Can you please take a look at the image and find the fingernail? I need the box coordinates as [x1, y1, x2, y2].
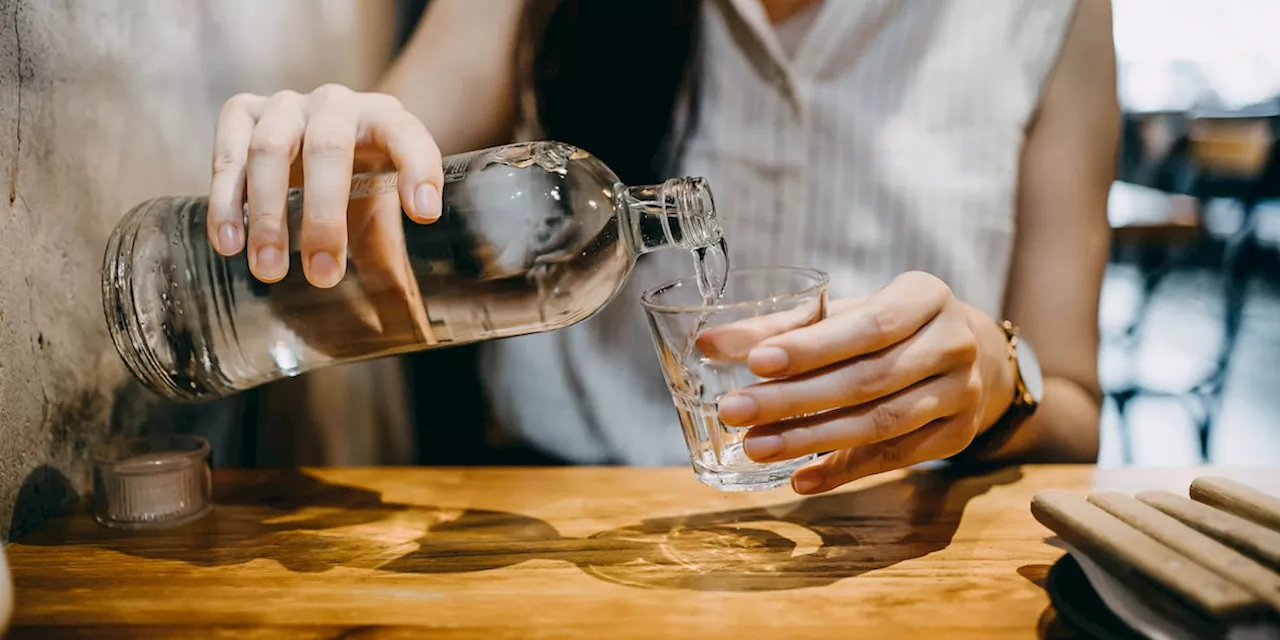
[253, 245, 285, 281]
[308, 251, 342, 288]
[749, 346, 789, 375]
[414, 183, 441, 221]
[218, 224, 242, 254]
[744, 434, 784, 461]
[793, 470, 824, 494]
[717, 394, 757, 424]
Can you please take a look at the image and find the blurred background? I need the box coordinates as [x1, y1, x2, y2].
[1103, 0, 1280, 466]
[0, 0, 1278, 540]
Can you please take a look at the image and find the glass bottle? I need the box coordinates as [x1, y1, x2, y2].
[103, 141, 722, 402]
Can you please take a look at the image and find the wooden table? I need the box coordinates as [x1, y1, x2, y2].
[5, 465, 1279, 638]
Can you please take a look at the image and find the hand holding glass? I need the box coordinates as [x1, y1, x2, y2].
[641, 266, 829, 491]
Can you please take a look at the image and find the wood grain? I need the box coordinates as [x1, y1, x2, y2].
[5, 465, 1279, 639]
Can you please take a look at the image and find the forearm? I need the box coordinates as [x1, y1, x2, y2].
[998, 377, 1101, 462]
[374, 0, 522, 155]
[960, 0, 1114, 466]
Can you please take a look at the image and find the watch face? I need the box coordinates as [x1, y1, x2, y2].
[1015, 335, 1045, 403]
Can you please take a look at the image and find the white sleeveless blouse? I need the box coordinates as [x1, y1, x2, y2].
[481, 0, 1080, 465]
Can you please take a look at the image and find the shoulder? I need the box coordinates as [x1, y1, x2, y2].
[1001, 0, 1089, 86]
[1034, 0, 1118, 127]
[893, 0, 1084, 88]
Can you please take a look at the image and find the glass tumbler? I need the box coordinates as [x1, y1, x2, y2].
[92, 434, 213, 530]
[641, 266, 829, 491]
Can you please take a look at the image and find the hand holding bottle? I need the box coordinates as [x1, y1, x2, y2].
[108, 95, 723, 401]
[207, 85, 444, 288]
[203, 86, 442, 358]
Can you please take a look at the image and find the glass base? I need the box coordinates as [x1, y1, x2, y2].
[94, 503, 213, 531]
[692, 455, 813, 492]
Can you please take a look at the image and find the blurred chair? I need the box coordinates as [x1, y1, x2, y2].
[1109, 99, 1280, 463]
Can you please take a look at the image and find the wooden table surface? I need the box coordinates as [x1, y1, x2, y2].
[5, 464, 1279, 639]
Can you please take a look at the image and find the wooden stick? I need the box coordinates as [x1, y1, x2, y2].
[1031, 490, 1261, 621]
[1139, 490, 1280, 571]
[1191, 477, 1280, 533]
[1090, 492, 1280, 613]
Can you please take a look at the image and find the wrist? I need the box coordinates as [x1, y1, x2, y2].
[967, 306, 1017, 434]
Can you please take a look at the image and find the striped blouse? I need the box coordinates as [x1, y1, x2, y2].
[480, 0, 1081, 465]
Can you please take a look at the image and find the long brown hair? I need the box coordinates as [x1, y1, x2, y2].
[516, 0, 705, 185]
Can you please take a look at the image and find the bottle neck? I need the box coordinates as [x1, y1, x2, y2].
[618, 177, 721, 256]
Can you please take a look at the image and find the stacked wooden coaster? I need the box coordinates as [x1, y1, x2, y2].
[1032, 476, 1280, 638]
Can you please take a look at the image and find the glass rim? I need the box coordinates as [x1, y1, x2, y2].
[92, 434, 211, 471]
[640, 265, 829, 314]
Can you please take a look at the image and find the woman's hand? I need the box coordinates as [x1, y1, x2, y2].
[716, 271, 1016, 494]
[208, 85, 444, 288]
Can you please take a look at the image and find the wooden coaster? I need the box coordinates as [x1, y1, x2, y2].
[1031, 476, 1280, 631]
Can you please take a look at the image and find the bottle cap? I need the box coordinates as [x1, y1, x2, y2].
[92, 434, 213, 530]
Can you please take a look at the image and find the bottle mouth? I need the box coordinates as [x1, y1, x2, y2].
[662, 177, 721, 250]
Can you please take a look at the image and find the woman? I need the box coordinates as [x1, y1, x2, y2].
[207, 0, 1118, 492]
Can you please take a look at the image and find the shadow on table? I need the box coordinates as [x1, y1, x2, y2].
[7, 465, 80, 543]
[389, 465, 1023, 591]
[11, 469, 539, 574]
[14, 466, 1021, 592]
[1019, 564, 1069, 639]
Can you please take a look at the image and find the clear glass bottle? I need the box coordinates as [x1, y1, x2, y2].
[103, 141, 722, 402]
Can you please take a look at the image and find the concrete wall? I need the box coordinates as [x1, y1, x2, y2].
[0, 0, 401, 542]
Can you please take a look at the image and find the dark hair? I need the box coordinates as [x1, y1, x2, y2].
[516, 0, 704, 186]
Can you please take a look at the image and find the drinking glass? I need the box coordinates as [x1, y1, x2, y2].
[92, 434, 213, 530]
[641, 266, 829, 491]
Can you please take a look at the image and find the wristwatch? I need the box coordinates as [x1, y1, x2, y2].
[950, 320, 1044, 464]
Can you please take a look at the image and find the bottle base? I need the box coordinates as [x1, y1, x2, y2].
[101, 197, 224, 402]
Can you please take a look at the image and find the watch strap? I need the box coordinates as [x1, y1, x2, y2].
[948, 320, 1038, 466]
[949, 397, 1034, 466]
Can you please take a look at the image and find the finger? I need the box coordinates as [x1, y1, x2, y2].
[741, 374, 970, 463]
[347, 191, 435, 345]
[208, 93, 265, 256]
[693, 297, 830, 362]
[746, 272, 953, 377]
[790, 415, 979, 494]
[719, 306, 976, 426]
[360, 94, 443, 223]
[300, 85, 359, 288]
[246, 90, 306, 283]
[266, 196, 423, 360]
